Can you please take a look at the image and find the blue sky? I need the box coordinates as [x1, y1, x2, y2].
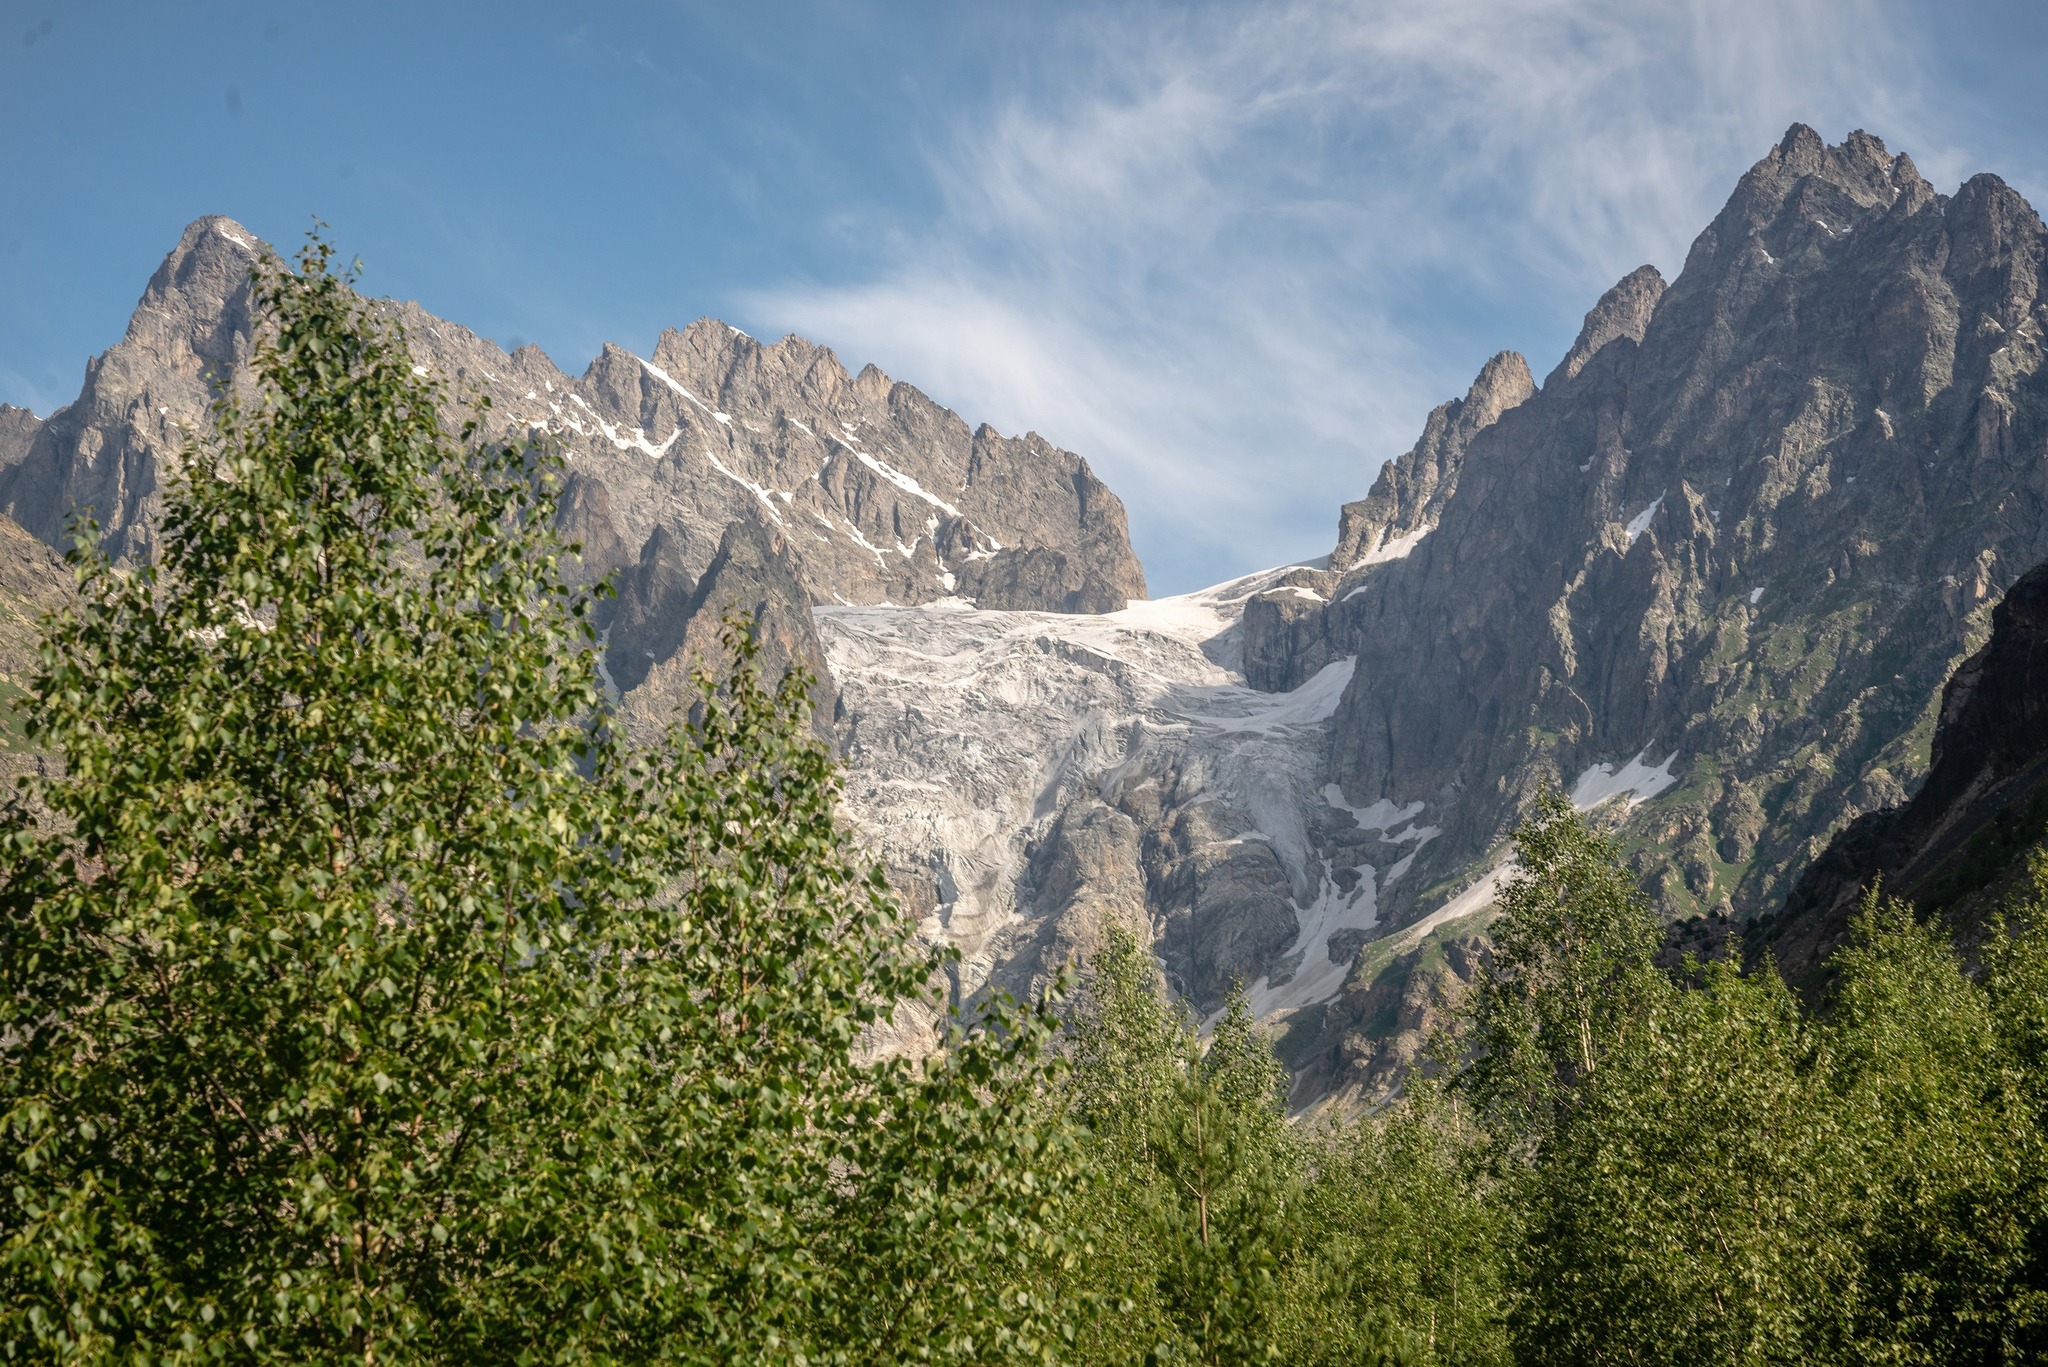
[5, 1, 2047, 593]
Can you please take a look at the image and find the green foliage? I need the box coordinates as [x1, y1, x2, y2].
[1278, 1085, 1507, 1366]
[1061, 925, 1299, 1365]
[1458, 800, 2048, 1365]
[0, 237, 1074, 1364]
[1060, 927, 1507, 1364]
[1819, 887, 2048, 1361]
[1465, 790, 1662, 1141]
[1506, 957, 1841, 1364]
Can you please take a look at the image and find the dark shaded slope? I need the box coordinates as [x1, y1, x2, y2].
[1767, 557, 2048, 984]
[615, 516, 838, 744]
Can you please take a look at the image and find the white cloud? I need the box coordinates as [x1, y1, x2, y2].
[746, 0, 1956, 593]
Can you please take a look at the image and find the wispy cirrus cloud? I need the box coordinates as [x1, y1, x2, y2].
[747, 0, 1956, 592]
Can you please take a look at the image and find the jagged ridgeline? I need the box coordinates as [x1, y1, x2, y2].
[0, 215, 1145, 694]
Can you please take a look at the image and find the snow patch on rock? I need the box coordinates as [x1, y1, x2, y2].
[1624, 494, 1665, 547]
[1570, 749, 1680, 810]
[1360, 523, 1431, 567]
[822, 566, 1386, 1020]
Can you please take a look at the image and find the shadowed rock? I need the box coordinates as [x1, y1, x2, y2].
[605, 524, 699, 694]
[1328, 349, 1536, 573]
[553, 471, 634, 587]
[617, 516, 838, 743]
[1768, 557, 2048, 986]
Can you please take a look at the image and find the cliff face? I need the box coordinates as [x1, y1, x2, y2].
[0, 217, 1147, 623]
[0, 218, 1151, 803]
[1248, 127, 2048, 939]
[0, 513, 72, 757]
[1, 220, 262, 564]
[615, 516, 840, 745]
[0, 407, 41, 475]
[1767, 556, 2048, 984]
[1328, 349, 1538, 576]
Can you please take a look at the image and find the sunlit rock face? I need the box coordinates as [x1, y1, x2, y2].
[817, 569, 1439, 1064]
[1250, 125, 2048, 934]
[0, 214, 1163, 1059]
[0, 216, 1146, 619]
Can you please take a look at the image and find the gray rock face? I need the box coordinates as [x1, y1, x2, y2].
[553, 471, 635, 586]
[1328, 349, 1537, 574]
[1256, 125, 2048, 951]
[0, 214, 1152, 845]
[611, 515, 839, 744]
[1543, 264, 1667, 388]
[0, 216, 1147, 625]
[0, 406, 41, 474]
[954, 545, 1129, 614]
[1, 217, 261, 561]
[1237, 569, 1345, 693]
[1767, 555, 2048, 986]
[606, 524, 701, 695]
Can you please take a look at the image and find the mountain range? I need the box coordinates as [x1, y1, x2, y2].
[3, 123, 2043, 1105]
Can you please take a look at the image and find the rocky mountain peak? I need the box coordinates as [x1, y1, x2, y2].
[1946, 172, 2046, 285]
[1466, 349, 1540, 417]
[1765, 123, 1896, 200]
[1324, 348, 1532, 573]
[1774, 121, 1828, 172]
[0, 406, 41, 474]
[3, 216, 1146, 618]
[0, 215, 273, 561]
[124, 216, 263, 377]
[853, 362, 894, 406]
[1672, 125, 1916, 297]
[1545, 264, 1665, 388]
[1237, 124, 2048, 988]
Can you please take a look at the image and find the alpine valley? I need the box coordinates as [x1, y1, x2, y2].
[6, 124, 2046, 1106]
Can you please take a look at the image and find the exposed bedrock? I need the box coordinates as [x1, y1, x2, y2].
[17, 126, 2048, 1107]
[617, 516, 840, 742]
[0, 214, 1147, 627]
[1245, 125, 2048, 936]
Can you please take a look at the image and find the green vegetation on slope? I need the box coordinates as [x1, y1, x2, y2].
[1056, 797, 2048, 1364]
